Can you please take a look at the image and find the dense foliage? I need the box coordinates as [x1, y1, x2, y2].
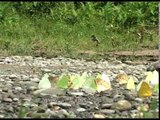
[0, 2, 158, 27]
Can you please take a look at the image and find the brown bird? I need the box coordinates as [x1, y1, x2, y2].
[91, 35, 100, 46]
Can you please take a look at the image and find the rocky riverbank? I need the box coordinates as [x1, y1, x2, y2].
[0, 56, 159, 118]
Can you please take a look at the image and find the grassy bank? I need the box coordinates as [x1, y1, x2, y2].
[0, 2, 158, 58]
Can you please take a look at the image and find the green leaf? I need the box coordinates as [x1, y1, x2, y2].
[38, 73, 51, 89]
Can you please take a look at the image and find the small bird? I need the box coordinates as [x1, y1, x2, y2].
[91, 35, 100, 46]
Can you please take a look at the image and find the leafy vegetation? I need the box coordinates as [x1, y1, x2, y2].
[0, 2, 158, 57]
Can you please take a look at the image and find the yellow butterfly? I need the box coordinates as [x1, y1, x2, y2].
[126, 76, 135, 90]
[116, 73, 129, 84]
[95, 73, 112, 92]
[95, 78, 112, 92]
[138, 81, 152, 97]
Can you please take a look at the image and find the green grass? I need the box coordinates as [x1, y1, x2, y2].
[0, 16, 158, 58]
[0, 2, 158, 59]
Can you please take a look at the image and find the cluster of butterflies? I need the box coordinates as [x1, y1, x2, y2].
[115, 70, 158, 97]
[38, 70, 158, 98]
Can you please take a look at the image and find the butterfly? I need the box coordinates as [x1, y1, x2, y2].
[138, 81, 152, 97]
[95, 73, 112, 92]
[126, 76, 135, 90]
[38, 73, 51, 89]
[116, 73, 129, 84]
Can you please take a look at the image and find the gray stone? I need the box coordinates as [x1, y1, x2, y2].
[100, 109, 115, 114]
[24, 56, 33, 61]
[135, 98, 143, 103]
[113, 94, 125, 102]
[9, 74, 18, 79]
[21, 75, 30, 81]
[77, 108, 86, 112]
[30, 77, 39, 82]
[69, 92, 84, 96]
[0, 115, 4, 118]
[15, 86, 22, 91]
[41, 68, 52, 73]
[13, 98, 19, 102]
[112, 100, 132, 111]
[124, 92, 136, 101]
[58, 103, 72, 108]
[101, 103, 112, 109]
[3, 98, 13, 102]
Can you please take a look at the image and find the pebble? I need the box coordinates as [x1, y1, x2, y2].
[13, 98, 19, 102]
[24, 56, 33, 61]
[6, 107, 14, 112]
[27, 86, 38, 91]
[0, 56, 158, 118]
[69, 92, 84, 96]
[30, 78, 40, 82]
[45, 109, 56, 115]
[0, 115, 4, 118]
[77, 108, 86, 112]
[113, 94, 125, 102]
[99, 109, 115, 114]
[101, 103, 112, 109]
[79, 103, 90, 109]
[50, 109, 68, 118]
[58, 103, 72, 109]
[3, 98, 13, 102]
[4, 57, 14, 63]
[124, 94, 135, 101]
[15, 86, 22, 91]
[9, 74, 18, 79]
[41, 68, 52, 73]
[112, 100, 132, 111]
[135, 98, 143, 103]
[49, 102, 72, 109]
[21, 75, 30, 81]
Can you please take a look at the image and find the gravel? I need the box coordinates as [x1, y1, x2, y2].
[0, 56, 159, 118]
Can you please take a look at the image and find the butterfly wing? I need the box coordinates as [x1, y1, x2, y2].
[138, 81, 152, 97]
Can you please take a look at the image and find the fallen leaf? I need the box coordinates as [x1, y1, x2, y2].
[138, 81, 152, 97]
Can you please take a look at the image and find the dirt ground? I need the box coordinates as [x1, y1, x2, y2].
[79, 49, 158, 57]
